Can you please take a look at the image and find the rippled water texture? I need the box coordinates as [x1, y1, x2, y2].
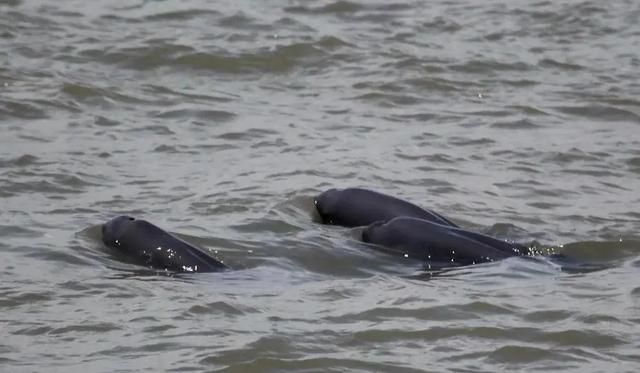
[1, 0, 640, 371]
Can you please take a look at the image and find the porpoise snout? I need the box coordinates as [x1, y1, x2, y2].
[314, 188, 339, 223]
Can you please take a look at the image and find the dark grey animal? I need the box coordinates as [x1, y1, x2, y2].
[314, 188, 457, 227]
[102, 215, 228, 272]
[361, 217, 529, 267]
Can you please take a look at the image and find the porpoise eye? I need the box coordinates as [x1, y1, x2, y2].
[128, 217, 135, 221]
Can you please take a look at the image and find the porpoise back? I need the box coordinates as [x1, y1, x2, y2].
[314, 188, 457, 228]
[362, 217, 523, 267]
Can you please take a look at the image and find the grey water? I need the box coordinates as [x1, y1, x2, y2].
[1, 0, 640, 371]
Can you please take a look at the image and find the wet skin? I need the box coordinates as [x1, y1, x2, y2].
[102, 215, 228, 272]
[314, 188, 458, 228]
[361, 217, 528, 267]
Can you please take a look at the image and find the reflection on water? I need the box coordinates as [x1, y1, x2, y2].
[1, 0, 639, 371]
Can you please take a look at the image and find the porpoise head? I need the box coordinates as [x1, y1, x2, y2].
[314, 188, 340, 224]
[102, 215, 136, 247]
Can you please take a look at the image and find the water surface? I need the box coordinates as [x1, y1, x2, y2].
[1, 0, 639, 371]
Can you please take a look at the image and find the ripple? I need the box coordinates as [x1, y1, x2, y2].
[527, 201, 569, 210]
[218, 128, 278, 141]
[509, 105, 551, 116]
[552, 105, 640, 122]
[126, 124, 174, 135]
[48, 322, 121, 335]
[218, 13, 275, 31]
[490, 119, 541, 129]
[449, 60, 532, 74]
[538, 58, 585, 71]
[142, 85, 235, 103]
[211, 350, 430, 373]
[421, 16, 462, 33]
[153, 144, 196, 154]
[561, 168, 624, 177]
[24, 246, 95, 267]
[404, 77, 462, 92]
[0, 291, 52, 309]
[351, 326, 525, 344]
[1, 179, 80, 195]
[61, 83, 108, 99]
[448, 137, 496, 146]
[83, 37, 346, 74]
[11, 325, 54, 336]
[143, 9, 221, 22]
[285, 1, 364, 15]
[0, 154, 40, 168]
[522, 309, 572, 322]
[176, 47, 319, 73]
[0, 99, 48, 119]
[1, 1, 639, 372]
[94, 116, 120, 127]
[0, 225, 44, 238]
[151, 108, 236, 122]
[486, 345, 579, 364]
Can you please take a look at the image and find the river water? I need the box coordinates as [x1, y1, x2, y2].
[1, 0, 639, 371]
